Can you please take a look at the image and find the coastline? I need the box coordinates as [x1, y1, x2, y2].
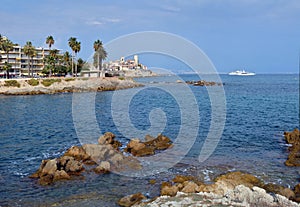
[0, 77, 143, 95]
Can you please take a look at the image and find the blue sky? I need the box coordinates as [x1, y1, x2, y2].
[1, 0, 300, 73]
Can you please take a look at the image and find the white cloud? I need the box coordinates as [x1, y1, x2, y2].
[87, 20, 104, 26]
[86, 17, 122, 26]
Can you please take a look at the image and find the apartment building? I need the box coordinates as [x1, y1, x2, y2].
[0, 45, 52, 77]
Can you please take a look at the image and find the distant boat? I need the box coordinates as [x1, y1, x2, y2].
[228, 70, 255, 76]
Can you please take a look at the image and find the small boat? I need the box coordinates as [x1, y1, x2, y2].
[228, 70, 255, 76]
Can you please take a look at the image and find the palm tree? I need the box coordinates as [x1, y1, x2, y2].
[46, 36, 55, 50]
[93, 39, 107, 77]
[63, 51, 71, 73]
[1, 37, 14, 79]
[48, 49, 59, 76]
[73, 41, 81, 77]
[23, 41, 36, 78]
[68, 37, 76, 76]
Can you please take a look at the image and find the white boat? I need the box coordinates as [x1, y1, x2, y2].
[228, 70, 255, 76]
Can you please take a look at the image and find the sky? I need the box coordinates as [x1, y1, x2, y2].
[1, 0, 300, 74]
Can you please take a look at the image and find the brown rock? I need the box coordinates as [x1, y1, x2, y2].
[161, 185, 179, 197]
[29, 159, 49, 178]
[214, 171, 263, 189]
[38, 174, 54, 185]
[176, 183, 184, 191]
[64, 146, 90, 161]
[186, 80, 221, 87]
[41, 159, 57, 176]
[263, 183, 295, 199]
[118, 192, 146, 207]
[94, 161, 111, 174]
[98, 132, 115, 145]
[149, 179, 156, 185]
[53, 170, 70, 181]
[161, 181, 172, 188]
[294, 183, 300, 202]
[65, 158, 84, 173]
[172, 175, 195, 183]
[145, 134, 155, 142]
[280, 188, 296, 200]
[113, 156, 142, 172]
[181, 181, 198, 193]
[58, 156, 75, 169]
[125, 139, 144, 151]
[83, 144, 112, 162]
[284, 129, 300, 167]
[124, 134, 172, 157]
[110, 153, 124, 166]
[284, 129, 300, 144]
[111, 140, 122, 150]
[132, 147, 155, 157]
[195, 184, 206, 192]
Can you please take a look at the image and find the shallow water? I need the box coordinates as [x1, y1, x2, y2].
[0, 74, 299, 206]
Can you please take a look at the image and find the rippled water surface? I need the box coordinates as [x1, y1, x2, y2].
[0, 74, 299, 206]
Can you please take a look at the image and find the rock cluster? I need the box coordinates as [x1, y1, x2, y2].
[119, 172, 300, 207]
[30, 132, 172, 185]
[29, 156, 83, 185]
[124, 134, 173, 157]
[284, 128, 300, 166]
[185, 80, 223, 86]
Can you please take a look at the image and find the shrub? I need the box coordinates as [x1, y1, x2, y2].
[65, 78, 75, 82]
[118, 77, 125, 80]
[27, 79, 39, 86]
[41, 79, 61, 87]
[4, 80, 20, 88]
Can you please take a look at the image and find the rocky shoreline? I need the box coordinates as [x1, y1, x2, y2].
[123, 171, 299, 207]
[0, 77, 143, 95]
[29, 130, 300, 207]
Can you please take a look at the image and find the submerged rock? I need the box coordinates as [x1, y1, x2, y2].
[118, 192, 146, 207]
[185, 80, 223, 86]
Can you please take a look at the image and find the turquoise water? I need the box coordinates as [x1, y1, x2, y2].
[0, 74, 299, 206]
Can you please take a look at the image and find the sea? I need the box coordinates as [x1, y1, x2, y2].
[0, 74, 299, 206]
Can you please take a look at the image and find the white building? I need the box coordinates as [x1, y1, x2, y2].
[0, 45, 53, 77]
[105, 55, 147, 71]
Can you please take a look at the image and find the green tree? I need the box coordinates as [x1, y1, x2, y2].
[46, 35, 55, 50]
[62, 51, 71, 73]
[73, 41, 81, 77]
[1, 37, 14, 79]
[77, 58, 88, 73]
[93, 39, 107, 77]
[23, 41, 36, 78]
[48, 49, 59, 76]
[45, 36, 56, 76]
[68, 37, 77, 76]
